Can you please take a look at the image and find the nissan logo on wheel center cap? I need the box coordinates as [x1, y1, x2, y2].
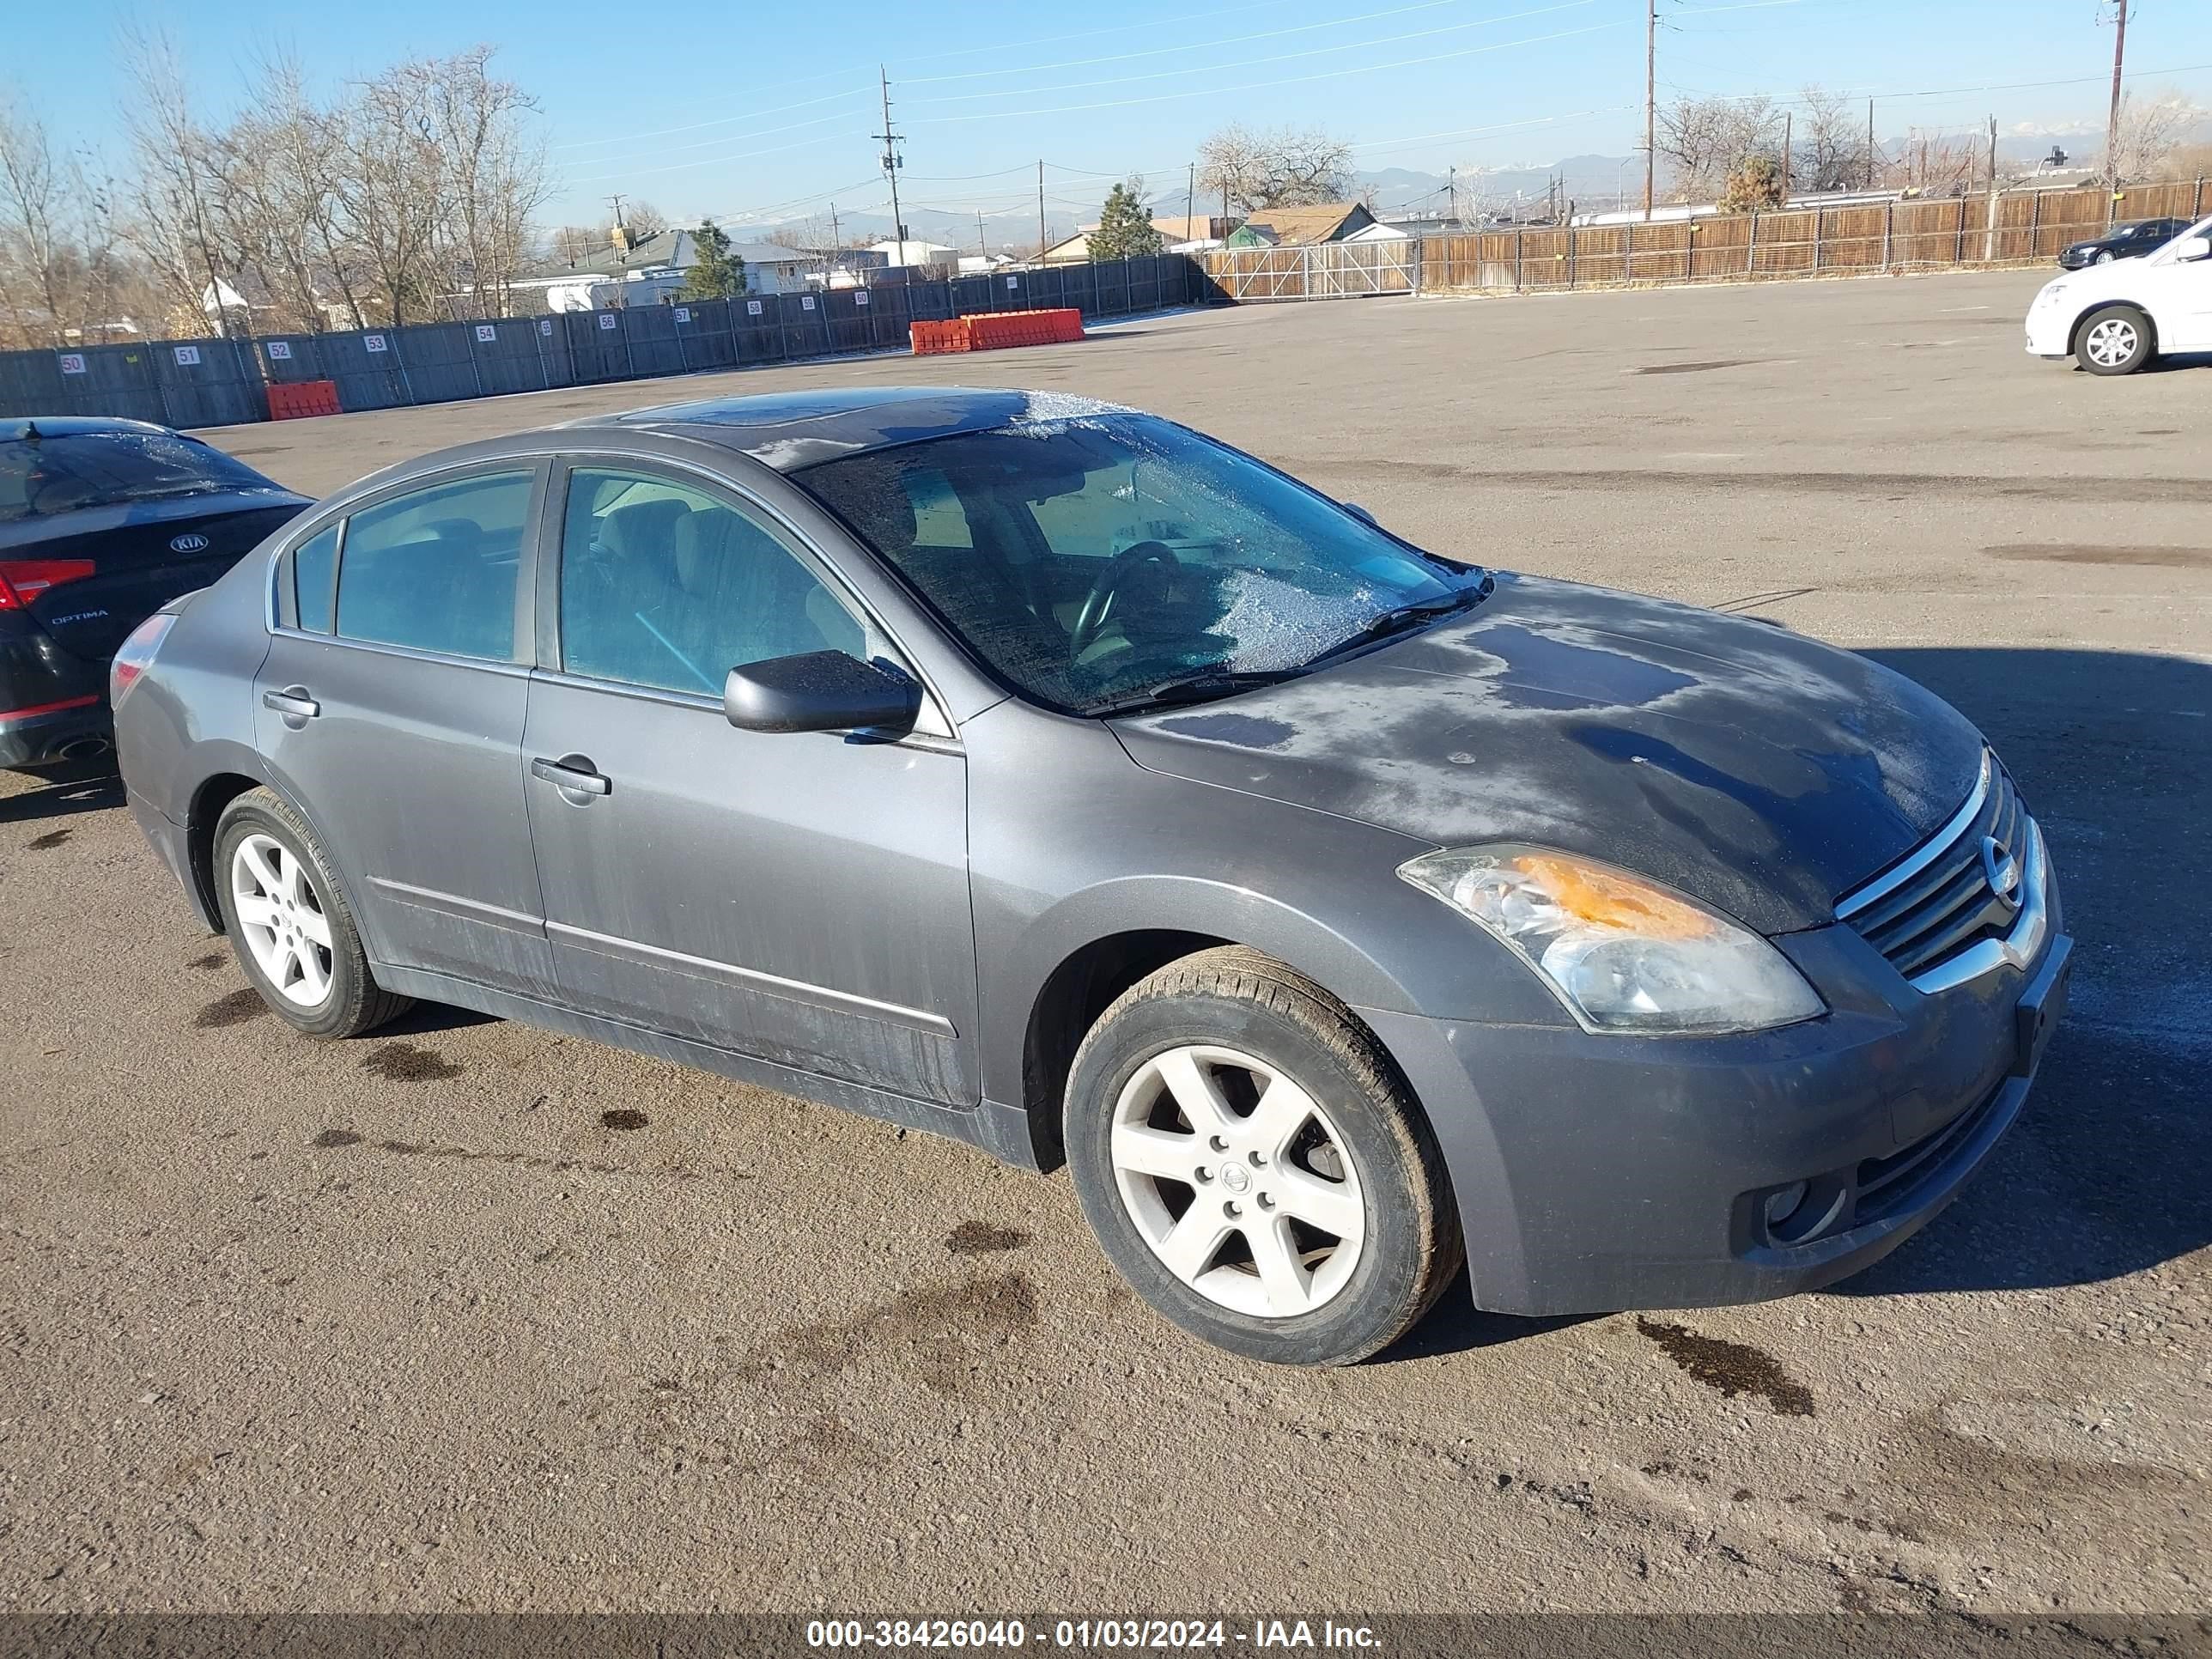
[169, 532, 210, 553]
[1219, 1163, 1251, 1194]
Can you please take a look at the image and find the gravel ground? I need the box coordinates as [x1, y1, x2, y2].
[3, 270, 2208, 1620]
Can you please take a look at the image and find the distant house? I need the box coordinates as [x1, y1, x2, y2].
[511, 227, 815, 311]
[1041, 215, 1237, 263]
[867, 239, 961, 271]
[1222, 202, 1377, 249]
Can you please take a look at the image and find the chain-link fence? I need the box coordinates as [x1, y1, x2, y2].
[1201, 178, 2211, 300]
[0, 255, 1208, 430]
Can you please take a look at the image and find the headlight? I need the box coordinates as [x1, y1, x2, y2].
[2038, 281, 2069, 305]
[1397, 845, 1826, 1036]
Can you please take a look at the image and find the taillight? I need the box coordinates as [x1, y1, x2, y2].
[110, 611, 177, 706]
[0, 558, 96, 611]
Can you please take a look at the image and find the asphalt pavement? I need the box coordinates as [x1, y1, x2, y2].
[3, 269, 2208, 1619]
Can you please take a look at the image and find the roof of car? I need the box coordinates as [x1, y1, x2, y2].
[568, 386, 1134, 472]
[1, 416, 176, 441]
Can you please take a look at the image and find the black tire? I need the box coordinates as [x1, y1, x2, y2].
[1065, 946, 1462, 1366]
[211, 787, 410, 1039]
[2075, 303, 2156, 375]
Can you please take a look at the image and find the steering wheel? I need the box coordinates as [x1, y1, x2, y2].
[1070, 540, 1182, 659]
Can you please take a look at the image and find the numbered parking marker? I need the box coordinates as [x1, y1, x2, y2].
[173, 344, 201, 366]
[265, 341, 293, 361]
[58, 353, 86, 374]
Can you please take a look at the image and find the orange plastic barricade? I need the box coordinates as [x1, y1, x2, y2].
[266, 379, 341, 420]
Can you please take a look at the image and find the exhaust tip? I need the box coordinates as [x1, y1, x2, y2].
[56, 738, 112, 762]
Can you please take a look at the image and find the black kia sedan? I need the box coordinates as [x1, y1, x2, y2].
[2056, 216, 2194, 269]
[1, 417, 308, 769]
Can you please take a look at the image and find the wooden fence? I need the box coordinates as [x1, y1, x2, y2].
[1201, 178, 2210, 300]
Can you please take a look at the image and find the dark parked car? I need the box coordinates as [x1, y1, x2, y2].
[2057, 217, 2193, 269]
[114, 389, 2071, 1365]
[2, 417, 308, 768]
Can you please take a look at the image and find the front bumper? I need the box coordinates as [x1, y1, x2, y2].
[1362, 915, 2072, 1317]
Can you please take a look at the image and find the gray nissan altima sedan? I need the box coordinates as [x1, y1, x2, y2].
[113, 387, 2071, 1365]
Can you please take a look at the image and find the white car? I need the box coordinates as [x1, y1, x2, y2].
[2025, 213, 2212, 374]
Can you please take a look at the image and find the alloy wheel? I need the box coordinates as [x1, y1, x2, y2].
[230, 832, 335, 1007]
[2083, 317, 2138, 368]
[1109, 1043, 1366, 1318]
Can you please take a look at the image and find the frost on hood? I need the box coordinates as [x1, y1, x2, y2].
[1205, 568, 1380, 672]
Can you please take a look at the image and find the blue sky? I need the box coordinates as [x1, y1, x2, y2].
[13, 0, 2212, 229]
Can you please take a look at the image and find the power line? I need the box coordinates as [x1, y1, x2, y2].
[560, 106, 866, 169]
[564, 132, 856, 187]
[906, 0, 1500, 85]
[913, 0, 1597, 106]
[553, 88, 865, 152]
[915, 21, 1625, 123]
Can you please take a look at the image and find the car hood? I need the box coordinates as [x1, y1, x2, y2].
[1109, 572, 1985, 935]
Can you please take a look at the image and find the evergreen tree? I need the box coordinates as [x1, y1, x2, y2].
[1091, 181, 1165, 259]
[683, 219, 748, 300]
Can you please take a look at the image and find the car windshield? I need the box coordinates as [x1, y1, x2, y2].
[793, 412, 1484, 714]
[0, 431, 283, 525]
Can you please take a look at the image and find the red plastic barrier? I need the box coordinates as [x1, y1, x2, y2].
[909, 319, 973, 356]
[267, 380, 341, 420]
[943, 307, 1085, 354]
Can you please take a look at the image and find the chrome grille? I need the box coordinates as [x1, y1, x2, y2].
[1834, 752, 2050, 993]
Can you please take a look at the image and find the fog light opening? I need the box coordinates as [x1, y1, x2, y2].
[1764, 1181, 1810, 1230]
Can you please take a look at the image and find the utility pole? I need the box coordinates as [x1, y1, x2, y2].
[829, 204, 842, 282]
[1987, 114, 1999, 193]
[977, 210, 988, 263]
[1780, 110, 1793, 201]
[1186, 161, 1196, 241]
[1448, 165, 1456, 225]
[1867, 99, 1877, 189]
[1644, 0, 1657, 221]
[874, 67, 907, 252]
[1036, 161, 1047, 262]
[606, 193, 627, 234]
[2104, 1, 2130, 189]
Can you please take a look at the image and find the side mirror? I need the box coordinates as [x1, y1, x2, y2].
[1340, 501, 1381, 527]
[2173, 235, 2211, 263]
[724, 650, 921, 735]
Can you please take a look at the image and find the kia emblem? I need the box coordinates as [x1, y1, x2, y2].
[169, 532, 211, 553]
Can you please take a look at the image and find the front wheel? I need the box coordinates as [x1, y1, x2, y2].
[1065, 947, 1462, 1366]
[2076, 304, 2155, 375]
[2094, 250, 2115, 264]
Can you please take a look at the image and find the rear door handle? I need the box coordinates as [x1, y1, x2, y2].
[531, 755, 611, 796]
[262, 688, 320, 720]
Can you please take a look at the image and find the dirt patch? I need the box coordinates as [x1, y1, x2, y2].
[193, 989, 269, 1030]
[359, 1042, 463, 1082]
[945, 1221, 1032, 1256]
[600, 1109, 649, 1132]
[1638, 1316, 1815, 1416]
[186, 951, 228, 971]
[312, 1128, 363, 1148]
[25, 829, 71, 850]
[754, 1272, 1039, 1396]
[1984, 543, 2209, 568]
[1632, 359, 1759, 375]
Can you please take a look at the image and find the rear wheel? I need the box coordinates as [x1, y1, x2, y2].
[1065, 947, 1462, 1366]
[2075, 304, 2155, 375]
[212, 787, 410, 1038]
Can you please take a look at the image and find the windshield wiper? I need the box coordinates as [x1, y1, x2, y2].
[1308, 580, 1492, 666]
[1089, 668, 1306, 718]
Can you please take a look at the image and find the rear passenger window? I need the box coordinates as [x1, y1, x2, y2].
[558, 466, 866, 696]
[334, 471, 532, 661]
[292, 525, 338, 633]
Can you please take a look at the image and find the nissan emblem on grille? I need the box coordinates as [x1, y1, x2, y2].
[1980, 834, 2023, 917]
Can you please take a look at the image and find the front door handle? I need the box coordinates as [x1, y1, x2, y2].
[531, 755, 611, 796]
[262, 687, 320, 720]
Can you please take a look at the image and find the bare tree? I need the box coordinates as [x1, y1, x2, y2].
[1657, 95, 1784, 203]
[1795, 85, 1871, 193]
[0, 83, 73, 346]
[2106, 90, 2206, 184]
[622, 199, 670, 240]
[1197, 125, 1352, 214]
[423, 47, 552, 317]
[549, 224, 605, 264]
[118, 26, 235, 336]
